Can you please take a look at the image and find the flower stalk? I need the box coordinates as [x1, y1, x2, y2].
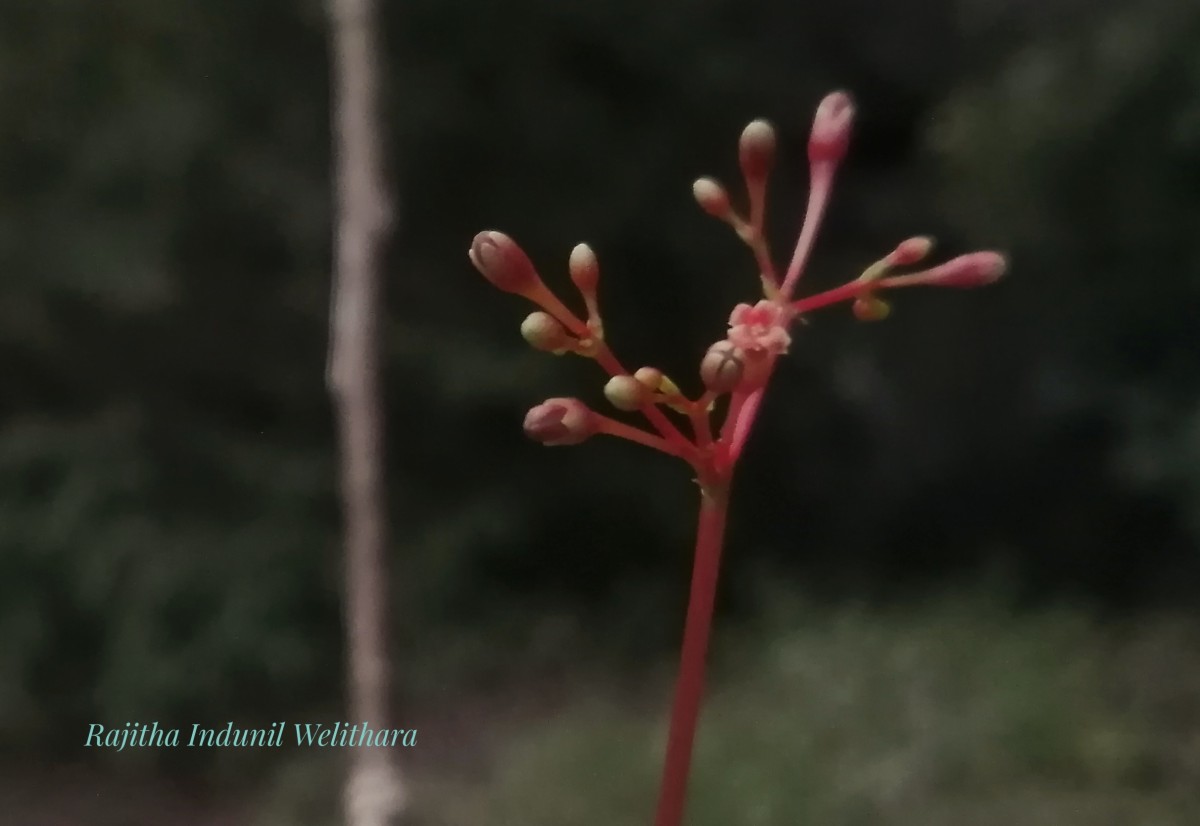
[654, 488, 729, 826]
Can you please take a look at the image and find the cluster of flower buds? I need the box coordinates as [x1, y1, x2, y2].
[470, 231, 606, 358]
[469, 90, 1006, 481]
[468, 231, 698, 458]
[691, 117, 781, 298]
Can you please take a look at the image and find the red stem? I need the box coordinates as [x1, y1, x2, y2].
[789, 278, 864, 314]
[779, 163, 835, 299]
[653, 487, 730, 826]
[651, 155, 854, 826]
[718, 391, 749, 445]
[594, 414, 691, 459]
[728, 387, 765, 459]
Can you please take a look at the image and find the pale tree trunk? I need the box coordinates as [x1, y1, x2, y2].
[326, 0, 403, 824]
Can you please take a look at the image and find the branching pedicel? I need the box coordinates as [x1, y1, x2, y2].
[469, 91, 1006, 826]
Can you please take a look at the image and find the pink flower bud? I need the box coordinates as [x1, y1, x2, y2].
[881, 251, 1008, 290]
[926, 252, 1008, 287]
[808, 91, 855, 166]
[569, 243, 600, 295]
[886, 236, 934, 267]
[738, 119, 777, 183]
[692, 177, 733, 220]
[468, 230, 544, 295]
[603, 375, 650, 411]
[523, 398, 596, 446]
[520, 311, 571, 352]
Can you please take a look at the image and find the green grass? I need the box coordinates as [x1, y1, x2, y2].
[409, 598, 1200, 826]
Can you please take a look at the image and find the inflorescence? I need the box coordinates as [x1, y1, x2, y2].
[468, 91, 1006, 495]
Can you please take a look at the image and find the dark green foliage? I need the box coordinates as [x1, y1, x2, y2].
[929, 0, 1200, 599]
[0, 0, 1197, 766]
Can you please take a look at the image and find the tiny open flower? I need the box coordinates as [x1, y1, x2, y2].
[727, 300, 792, 355]
[520, 311, 571, 352]
[604, 375, 651, 411]
[738, 119, 777, 183]
[523, 397, 596, 446]
[809, 91, 855, 166]
[569, 243, 600, 295]
[881, 251, 1008, 290]
[886, 236, 935, 267]
[469, 230, 544, 295]
[692, 177, 733, 220]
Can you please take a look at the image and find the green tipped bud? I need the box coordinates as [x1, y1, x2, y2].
[657, 373, 684, 398]
[852, 296, 891, 322]
[520, 311, 571, 352]
[604, 375, 651, 411]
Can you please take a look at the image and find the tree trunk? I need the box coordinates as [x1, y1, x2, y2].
[326, 0, 402, 823]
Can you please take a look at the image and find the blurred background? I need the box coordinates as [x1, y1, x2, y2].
[3, 0, 1200, 823]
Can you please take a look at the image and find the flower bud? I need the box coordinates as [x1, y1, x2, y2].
[738, 119, 777, 183]
[469, 230, 543, 295]
[887, 236, 934, 267]
[809, 91, 855, 166]
[569, 243, 600, 295]
[852, 296, 891, 322]
[924, 252, 1007, 288]
[881, 251, 1008, 290]
[692, 177, 733, 220]
[603, 375, 651, 411]
[633, 366, 664, 391]
[523, 398, 596, 446]
[700, 342, 746, 394]
[520, 311, 571, 352]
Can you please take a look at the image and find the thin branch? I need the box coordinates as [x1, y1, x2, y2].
[327, 0, 403, 823]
